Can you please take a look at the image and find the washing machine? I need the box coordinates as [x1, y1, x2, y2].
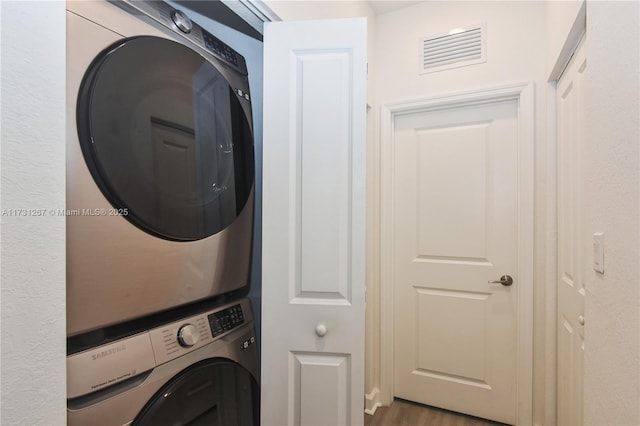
[66, 0, 255, 337]
[67, 298, 259, 425]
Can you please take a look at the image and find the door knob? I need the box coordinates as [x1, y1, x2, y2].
[488, 275, 513, 286]
[315, 324, 328, 337]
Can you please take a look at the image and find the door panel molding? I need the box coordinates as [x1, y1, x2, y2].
[379, 82, 534, 425]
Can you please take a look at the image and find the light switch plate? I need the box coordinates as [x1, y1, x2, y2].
[593, 232, 604, 273]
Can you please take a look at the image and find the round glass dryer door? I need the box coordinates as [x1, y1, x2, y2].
[77, 36, 254, 241]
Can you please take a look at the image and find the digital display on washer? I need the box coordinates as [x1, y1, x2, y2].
[208, 304, 244, 337]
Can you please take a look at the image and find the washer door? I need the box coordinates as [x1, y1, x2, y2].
[133, 358, 259, 426]
[77, 36, 254, 241]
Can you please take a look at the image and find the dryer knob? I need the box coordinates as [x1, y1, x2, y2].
[171, 9, 193, 34]
[177, 324, 199, 347]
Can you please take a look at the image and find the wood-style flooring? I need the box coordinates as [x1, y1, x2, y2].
[365, 399, 509, 426]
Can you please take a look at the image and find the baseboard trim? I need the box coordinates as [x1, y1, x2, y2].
[364, 387, 382, 415]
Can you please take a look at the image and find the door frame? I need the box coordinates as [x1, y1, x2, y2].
[379, 82, 535, 425]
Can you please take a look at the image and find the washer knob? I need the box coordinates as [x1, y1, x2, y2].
[177, 324, 199, 347]
[171, 9, 193, 34]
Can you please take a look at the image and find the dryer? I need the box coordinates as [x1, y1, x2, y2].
[66, 1, 255, 337]
[67, 298, 259, 425]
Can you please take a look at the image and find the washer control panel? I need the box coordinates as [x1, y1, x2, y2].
[154, 315, 209, 361]
[66, 299, 254, 400]
[148, 299, 251, 365]
[208, 304, 245, 337]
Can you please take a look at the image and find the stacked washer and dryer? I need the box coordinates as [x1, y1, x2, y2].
[66, 1, 258, 424]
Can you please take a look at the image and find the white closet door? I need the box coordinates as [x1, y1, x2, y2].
[261, 17, 367, 426]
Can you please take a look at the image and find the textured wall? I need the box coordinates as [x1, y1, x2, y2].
[583, 2, 640, 424]
[0, 1, 67, 424]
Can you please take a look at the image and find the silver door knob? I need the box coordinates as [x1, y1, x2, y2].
[315, 324, 328, 337]
[488, 275, 513, 286]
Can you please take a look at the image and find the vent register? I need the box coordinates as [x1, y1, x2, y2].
[420, 24, 486, 74]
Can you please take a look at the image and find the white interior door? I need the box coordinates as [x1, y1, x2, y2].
[261, 18, 367, 426]
[393, 99, 519, 425]
[557, 37, 586, 426]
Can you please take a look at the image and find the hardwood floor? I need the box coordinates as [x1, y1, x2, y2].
[364, 399, 509, 426]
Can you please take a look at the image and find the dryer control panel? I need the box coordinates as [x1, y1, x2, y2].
[117, 0, 247, 74]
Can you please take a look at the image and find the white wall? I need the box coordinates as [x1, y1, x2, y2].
[263, 0, 371, 21]
[373, 2, 552, 424]
[583, 2, 640, 424]
[0, 1, 67, 424]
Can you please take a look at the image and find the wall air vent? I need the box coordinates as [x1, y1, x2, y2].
[419, 24, 486, 74]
